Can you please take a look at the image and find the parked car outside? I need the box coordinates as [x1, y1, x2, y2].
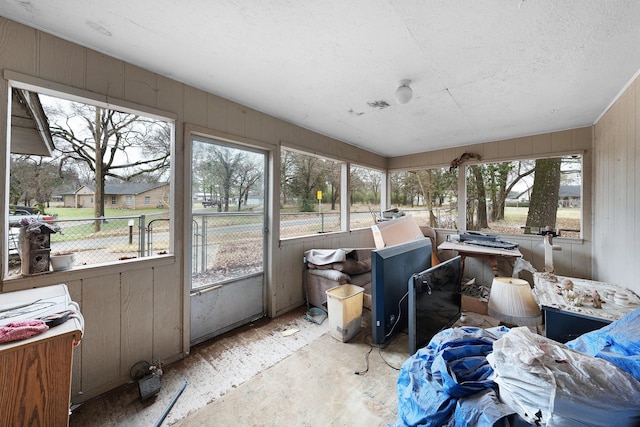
[9, 205, 40, 214]
[202, 199, 220, 208]
[8, 209, 54, 227]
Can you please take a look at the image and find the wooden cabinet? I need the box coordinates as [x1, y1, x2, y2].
[0, 285, 83, 426]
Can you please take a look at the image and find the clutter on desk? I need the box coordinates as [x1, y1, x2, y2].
[457, 231, 519, 250]
[534, 273, 640, 321]
[459, 231, 500, 242]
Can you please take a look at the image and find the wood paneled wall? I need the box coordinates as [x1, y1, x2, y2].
[593, 74, 640, 294]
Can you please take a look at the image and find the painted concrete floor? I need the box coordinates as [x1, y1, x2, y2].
[69, 306, 331, 426]
[69, 307, 498, 426]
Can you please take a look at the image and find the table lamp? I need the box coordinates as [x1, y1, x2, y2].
[488, 277, 542, 327]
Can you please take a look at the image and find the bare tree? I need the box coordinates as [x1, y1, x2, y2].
[467, 165, 488, 230]
[280, 150, 294, 207]
[236, 158, 262, 211]
[413, 170, 437, 226]
[487, 161, 536, 221]
[328, 162, 341, 210]
[297, 156, 325, 212]
[210, 147, 245, 212]
[527, 158, 562, 229]
[45, 98, 170, 230]
[349, 166, 381, 207]
[280, 150, 334, 212]
[10, 155, 62, 211]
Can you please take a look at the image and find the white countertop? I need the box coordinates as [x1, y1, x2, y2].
[533, 272, 640, 322]
[0, 284, 83, 350]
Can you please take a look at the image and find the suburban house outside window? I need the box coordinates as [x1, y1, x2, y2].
[145, 196, 151, 205]
[6, 86, 174, 278]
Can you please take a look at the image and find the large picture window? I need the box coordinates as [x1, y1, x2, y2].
[280, 148, 342, 238]
[6, 87, 173, 277]
[465, 155, 582, 238]
[389, 167, 459, 229]
[349, 165, 382, 229]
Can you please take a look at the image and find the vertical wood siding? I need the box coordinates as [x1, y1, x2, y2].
[593, 76, 640, 294]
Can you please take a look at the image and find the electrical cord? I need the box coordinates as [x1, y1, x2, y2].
[355, 290, 409, 375]
[354, 333, 403, 375]
[355, 291, 409, 375]
[384, 291, 409, 340]
[354, 337, 373, 375]
[378, 343, 401, 371]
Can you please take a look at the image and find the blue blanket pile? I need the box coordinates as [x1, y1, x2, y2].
[394, 308, 640, 427]
[566, 307, 640, 381]
[394, 326, 526, 427]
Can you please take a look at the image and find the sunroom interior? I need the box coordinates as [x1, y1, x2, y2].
[1, 1, 640, 425]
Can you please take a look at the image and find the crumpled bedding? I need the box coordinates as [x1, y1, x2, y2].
[394, 309, 640, 427]
[393, 326, 526, 427]
[489, 326, 640, 427]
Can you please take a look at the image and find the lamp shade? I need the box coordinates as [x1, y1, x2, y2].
[395, 80, 413, 104]
[488, 277, 542, 327]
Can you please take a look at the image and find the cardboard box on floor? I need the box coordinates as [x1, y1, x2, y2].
[371, 215, 425, 249]
[461, 295, 488, 315]
[461, 278, 489, 315]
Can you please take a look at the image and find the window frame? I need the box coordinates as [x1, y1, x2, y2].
[279, 146, 346, 239]
[387, 166, 459, 230]
[349, 163, 384, 230]
[460, 153, 584, 239]
[4, 74, 177, 278]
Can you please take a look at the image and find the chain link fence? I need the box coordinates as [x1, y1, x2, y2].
[7, 206, 457, 278]
[279, 212, 341, 239]
[7, 212, 170, 277]
[279, 207, 459, 238]
[191, 212, 264, 289]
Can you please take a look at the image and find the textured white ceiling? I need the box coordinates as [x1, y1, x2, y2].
[2, 0, 640, 157]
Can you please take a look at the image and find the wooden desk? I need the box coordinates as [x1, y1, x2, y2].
[438, 241, 522, 277]
[533, 273, 639, 342]
[0, 284, 83, 427]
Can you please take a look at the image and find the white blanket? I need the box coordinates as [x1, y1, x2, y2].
[488, 327, 640, 426]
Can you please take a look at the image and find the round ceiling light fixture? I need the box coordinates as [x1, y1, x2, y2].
[395, 79, 413, 104]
